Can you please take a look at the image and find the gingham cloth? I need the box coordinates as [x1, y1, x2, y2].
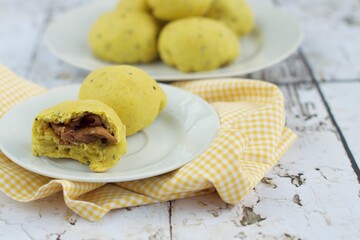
[0, 65, 296, 221]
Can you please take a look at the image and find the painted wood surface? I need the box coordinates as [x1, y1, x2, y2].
[321, 82, 360, 165]
[275, 0, 360, 81]
[0, 0, 359, 239]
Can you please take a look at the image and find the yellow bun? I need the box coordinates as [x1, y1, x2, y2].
[115, 0, 150, 13]
[89, 11, 160, 64]
[158, 17, 240, 72]
[79, 65, 167, 136]
[32, 100, 127, 172]
[206, 0, 254, 36]
[147, 0, 213, 21]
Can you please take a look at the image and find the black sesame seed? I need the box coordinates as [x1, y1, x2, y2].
[165, 49, 172, 56]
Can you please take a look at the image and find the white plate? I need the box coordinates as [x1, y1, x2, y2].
[0, 84, 219, 182]
[45, 0, 303, 81]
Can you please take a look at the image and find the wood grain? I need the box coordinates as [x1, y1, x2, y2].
[275, 0, 360, 81]
[0, 0, 53, 77]
[0, 193, 170, 239]
[246, 52, 312, 84]
[321, 82, 360, 166]
[27, 0, 89, 88]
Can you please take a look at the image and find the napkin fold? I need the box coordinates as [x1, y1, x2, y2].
[0, 66, 296, 221]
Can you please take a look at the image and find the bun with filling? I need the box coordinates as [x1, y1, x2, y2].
[32, 99, 127, 172]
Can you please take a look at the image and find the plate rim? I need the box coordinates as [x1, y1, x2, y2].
[44, 0, 303, 81]
[0, 84, 220, 182]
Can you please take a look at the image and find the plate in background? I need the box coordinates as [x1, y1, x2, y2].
[45, 0, 302, 81]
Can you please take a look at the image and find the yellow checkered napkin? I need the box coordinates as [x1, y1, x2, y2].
[0, 66, 296, 221]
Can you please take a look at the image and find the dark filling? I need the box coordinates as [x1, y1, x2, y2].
[50, 114, 117, 145]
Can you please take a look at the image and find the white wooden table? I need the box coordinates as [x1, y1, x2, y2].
[1, 0, 360, 239]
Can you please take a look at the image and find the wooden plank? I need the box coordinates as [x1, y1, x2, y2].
[0, 192, 170, 239]
[246, 52, 312, 84]
[27, 0, 90, 88]
[171, 82, 360, 239]
[321, 82, 360, 166]
[0, 0, 53, 77]
[275, 0, 360, 81]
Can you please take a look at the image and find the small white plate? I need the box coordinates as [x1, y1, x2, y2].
[0, 84, 219, 182]
[45, 0, 303, 81]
